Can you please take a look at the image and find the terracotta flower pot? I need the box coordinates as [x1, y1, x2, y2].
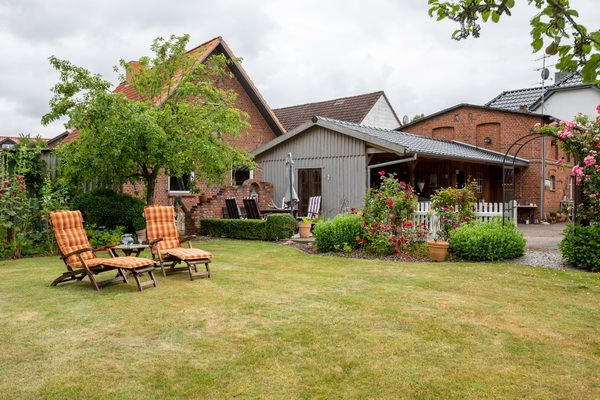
[298, 222, 312, 238]
[427, 240, 449, 262]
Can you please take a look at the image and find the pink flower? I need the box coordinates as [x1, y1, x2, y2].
[572, 165, 585, 176]
[584, 155, 596, 166]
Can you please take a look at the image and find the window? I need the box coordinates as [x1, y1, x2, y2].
[476, 172, 483, 193]
[232, 167, 253, 186]
[169, 172, 194, 193]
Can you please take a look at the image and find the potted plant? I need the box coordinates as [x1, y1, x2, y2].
[198, 192, 208, 203]
[427, 182, 477, 261]
[297, 217, 313, 238]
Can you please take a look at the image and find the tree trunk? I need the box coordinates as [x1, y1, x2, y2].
[146, 173, 157, 206]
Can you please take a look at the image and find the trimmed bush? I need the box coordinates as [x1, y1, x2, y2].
[313, 213, 362, 252]
[200, 215, 296, 241]
[71, 188, 145, 232]
[559, 224, 600, 271]
[265, 214, 296, 241]
[449, 219, 526, 261]
[200, 218, 266, 240]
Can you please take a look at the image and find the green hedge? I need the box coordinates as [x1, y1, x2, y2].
[559, 224, 600, 271]
[71, 188, 145, 232]
[199, 214, 296, 241]
[265, 214, 297, 241]
[313, 213, 363, 252]
[449, 219, 526, 261]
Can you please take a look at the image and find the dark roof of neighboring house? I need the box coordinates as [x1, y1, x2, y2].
[253, 116, 528, 167]
[485, 72, 593, 112]
[62, 36, 285, 144]
[273, 91, 399, 132]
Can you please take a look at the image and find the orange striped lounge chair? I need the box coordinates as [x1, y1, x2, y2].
[49, 210, 157, 292]
[144, 205, 213, 280]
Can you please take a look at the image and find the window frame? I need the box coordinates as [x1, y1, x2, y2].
[168, 172, 195, 194]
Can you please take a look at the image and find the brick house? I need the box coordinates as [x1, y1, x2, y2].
[401, 104, 573, 222]
[58, 37, 285, 230]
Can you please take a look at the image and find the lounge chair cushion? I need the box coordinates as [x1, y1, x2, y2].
[144, 205, 181, 252]
[50, 210, 96, 267]
[70, 256, 155, 270]
[160, 247, 213, 260]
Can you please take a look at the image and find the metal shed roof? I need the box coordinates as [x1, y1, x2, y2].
[253, 116, 529, 167]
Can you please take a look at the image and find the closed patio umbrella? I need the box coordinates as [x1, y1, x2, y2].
[284, 153, 299, 212]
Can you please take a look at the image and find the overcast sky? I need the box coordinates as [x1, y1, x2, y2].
[0, 0, 597, 138]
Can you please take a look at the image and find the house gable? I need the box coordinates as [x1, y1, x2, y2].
[61, 36, 284, 145]
[272, 91, 400, 132]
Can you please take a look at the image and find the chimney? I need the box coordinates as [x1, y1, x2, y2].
[126, 61, 140, 82]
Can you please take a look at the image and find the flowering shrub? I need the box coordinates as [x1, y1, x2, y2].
[429, 181, 476, 241]
[358, 172, 425, 255]
[536, 105, 600, 224]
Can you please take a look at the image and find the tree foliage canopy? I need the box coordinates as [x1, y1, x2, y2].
[428, 0, 600, 84]
[42, 34, 253, 205]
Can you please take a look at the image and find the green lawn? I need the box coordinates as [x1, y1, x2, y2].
[1, 240, 599, 399]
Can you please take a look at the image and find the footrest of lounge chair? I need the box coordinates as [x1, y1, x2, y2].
[128, 265, 157, 292]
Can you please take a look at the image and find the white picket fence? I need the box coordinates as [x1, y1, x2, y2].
[414, 201, 517, 239]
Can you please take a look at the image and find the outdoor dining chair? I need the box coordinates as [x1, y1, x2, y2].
[144, 205, 213, 280]
[49, 210, 157, 292]
[225, 197, 243, 219]
[243, 197, 264, 219]
[297, 196, 321, 220]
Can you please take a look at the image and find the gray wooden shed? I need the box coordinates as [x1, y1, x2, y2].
[252, 116, 528, 219]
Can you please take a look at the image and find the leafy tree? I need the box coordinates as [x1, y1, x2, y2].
[411, 113, 425, 122]
[428, 0, 600, 84]
[42, 34, 253, 205]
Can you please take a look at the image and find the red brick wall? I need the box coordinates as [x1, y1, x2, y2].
[405, 106, 573, 221]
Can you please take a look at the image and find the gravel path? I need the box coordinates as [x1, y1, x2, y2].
[503, 250, 572, 270]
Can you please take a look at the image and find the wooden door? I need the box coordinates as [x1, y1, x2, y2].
[298, 168, 322, 216]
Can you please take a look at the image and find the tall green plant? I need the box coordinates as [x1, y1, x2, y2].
[0, 172, 35, 258]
